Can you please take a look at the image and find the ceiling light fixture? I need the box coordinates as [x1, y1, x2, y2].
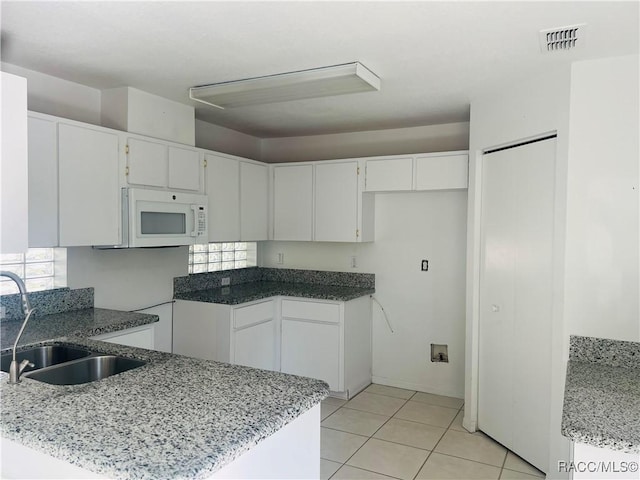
[189, 62, 380, 110]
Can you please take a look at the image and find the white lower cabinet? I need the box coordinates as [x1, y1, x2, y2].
[280, 297, 371, 395]
[173, 295, 372, 397]
[571, 442, 640, 479]
[91, 324, 155, 350]
[173, 298, 277, 371]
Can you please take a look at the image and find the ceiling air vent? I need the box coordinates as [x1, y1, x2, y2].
[539, 24, 586, 53]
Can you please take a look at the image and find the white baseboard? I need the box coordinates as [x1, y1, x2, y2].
[371, 375, 463, 399]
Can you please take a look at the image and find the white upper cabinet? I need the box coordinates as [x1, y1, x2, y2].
[205, 153, 240, 242]
[126, 136, 202, 192]
[58, 123, 120, 246]
[1, 73, 28, 253]
[240, 161, 268, 241]
[27, 115, 58, 247]
[362, 151, 469, 192]
[168, 146, 201, 191]
[364, 156, 413, 192]
[273, 164, 313, 241]
[314, 161, 360, 242]
[414, 152, 468, 190]
[127, 137, 167, 187]
[204, 153, 268, 242]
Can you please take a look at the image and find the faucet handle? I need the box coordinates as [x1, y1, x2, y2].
[18, 359, 34, 375]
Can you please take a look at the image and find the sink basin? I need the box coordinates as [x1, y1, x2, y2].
[0, 345, 92, 374]
[26, 355, 146, 385]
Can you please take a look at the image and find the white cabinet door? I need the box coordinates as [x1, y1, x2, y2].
[233, 320, 276, 371]
[240, 161, 268, 241]
[91, 324, 155, 350]
[205, 153, 240, 242]
[28, 116, 58, 247]
[364, 156, 413, 192]
[415, 153, 468, 190]
[281, 318, 341, 390]
[127, 137, 167, 188]
[168, 146, 201, 192]
[273, 164, 313, 241]
[314, 161, 359, 242]
[1, 72, 28, 253]
[58, 123, 120, 246]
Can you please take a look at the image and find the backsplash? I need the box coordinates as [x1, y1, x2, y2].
[0, 287, 94, 321]
[173, 267, 375, 294]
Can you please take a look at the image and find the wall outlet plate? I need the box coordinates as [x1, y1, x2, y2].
[421, 260, 429, 271]
[221, 277, 231, 286]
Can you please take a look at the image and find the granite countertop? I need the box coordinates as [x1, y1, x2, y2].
[174, 280, 375, 305]
[0, 307, 158, 351]
[1, 337, 328, 479]
[561, 336, 640, 453]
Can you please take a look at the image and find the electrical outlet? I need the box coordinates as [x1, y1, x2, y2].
[421, 260, 429, 271]
[350, 256, 358, 268]
[221, 277, 231, 286]
[430, 344, 448, 363]
[277, 253, 284, 265]
[0, 306, 5, 319]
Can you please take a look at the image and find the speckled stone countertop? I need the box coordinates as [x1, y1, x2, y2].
[1, 337, 328, 479]
[1, 307, 158, 351]
[174, 280, 375, 304]
[561, 335, 640, 453]
[173, 267, 375, 304]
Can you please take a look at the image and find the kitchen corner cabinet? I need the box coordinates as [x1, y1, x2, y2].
[126, 136, 203, 192]
[173, 299, 277, 371]
[58, 123, 121, 246]
[280, 296, 372, 395]
[314, 160, 374, 242]
[91, 324, 155, 350]
[0, 72, 28, 254]
[272, 164, 314, 241]
[204, 153, 268, 242]
[240, 161, 269, 241]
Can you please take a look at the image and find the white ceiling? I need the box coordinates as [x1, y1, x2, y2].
[1, 1, 638, 138]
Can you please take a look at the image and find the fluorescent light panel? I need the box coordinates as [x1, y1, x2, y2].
[189, 62, 380, 109]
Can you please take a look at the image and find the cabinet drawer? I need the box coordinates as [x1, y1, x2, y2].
[233, 300, 274, 329]
[281, 300, 340, 324]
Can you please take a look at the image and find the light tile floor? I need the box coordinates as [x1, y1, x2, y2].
[321, 384, 546, 480]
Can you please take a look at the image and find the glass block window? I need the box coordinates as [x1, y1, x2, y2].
[188, 242, 257, 274]
[0, 248, 67, 295]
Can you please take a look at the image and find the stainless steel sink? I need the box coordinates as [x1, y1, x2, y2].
[0, 345, 92, 374]
[26, 355, 146, 385]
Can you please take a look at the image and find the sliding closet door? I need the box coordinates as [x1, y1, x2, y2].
[478, 137, 556, 472]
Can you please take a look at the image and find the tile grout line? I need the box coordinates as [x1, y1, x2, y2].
[327, 393, 414, 479]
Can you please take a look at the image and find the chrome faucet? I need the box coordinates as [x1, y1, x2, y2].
[0, 271, 35, 384]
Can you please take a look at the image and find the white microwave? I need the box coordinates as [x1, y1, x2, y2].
[108, 188, 208, 248]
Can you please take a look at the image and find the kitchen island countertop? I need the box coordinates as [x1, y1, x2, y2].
[561, 336, 640, 453]
[1, 336, 328, 479]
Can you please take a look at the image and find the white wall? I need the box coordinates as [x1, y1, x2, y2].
[564, 54, 639, 341]
[195, 119, 262, 160]
[261, 189, 468, 398]
[260, 122, 469, 163]
[466, 64, 572, 476]
[66, 247, 189, 352]
[1, 63, 101, 125]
